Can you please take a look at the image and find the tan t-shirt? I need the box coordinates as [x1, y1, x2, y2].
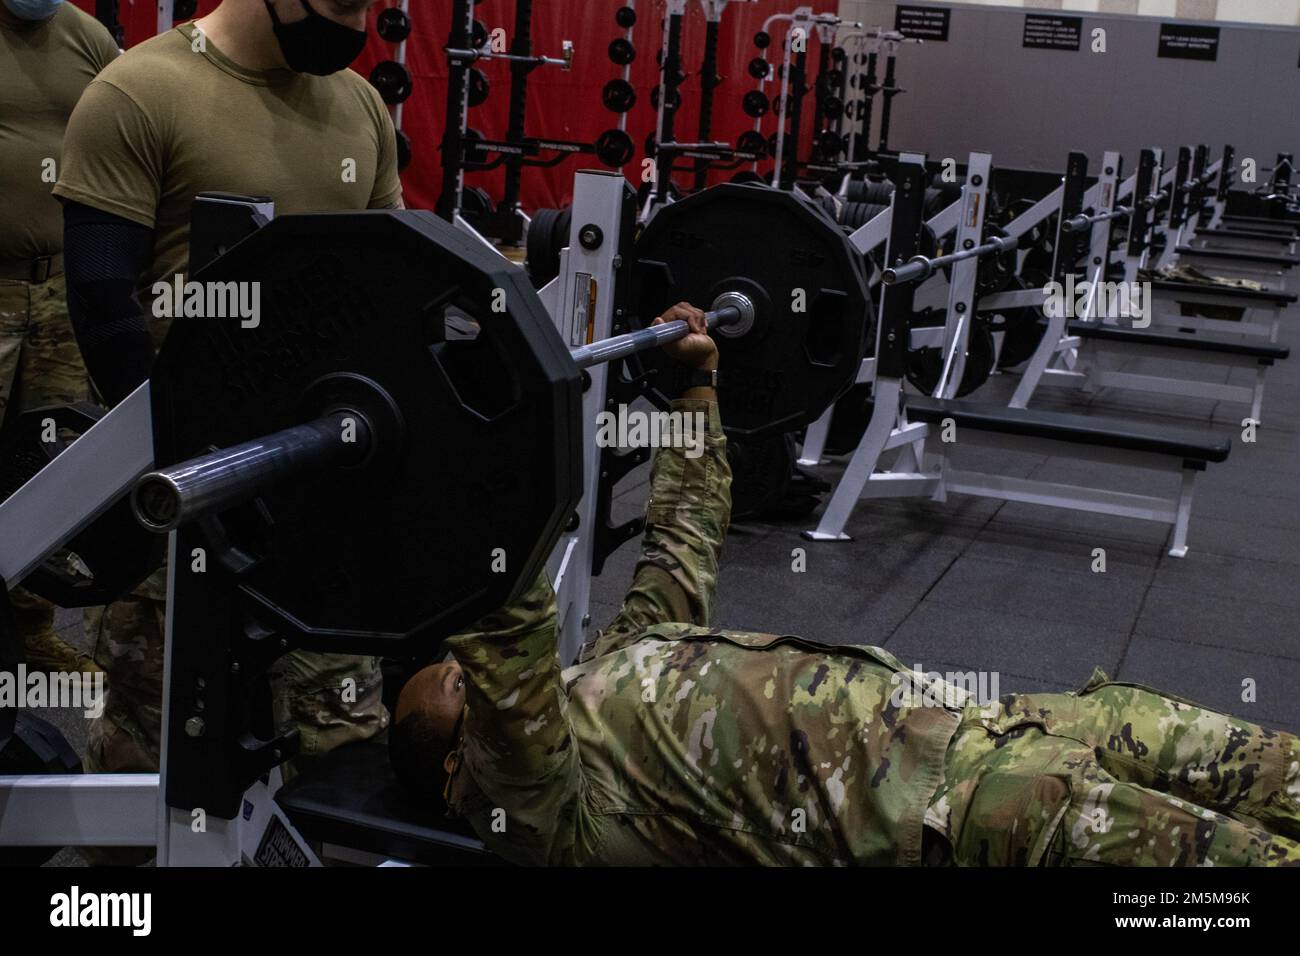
[0, 3, 119, 263]
[54, 22, 403, 305]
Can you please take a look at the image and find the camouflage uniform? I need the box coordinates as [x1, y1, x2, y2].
[0, 271, 98, 676]
[929, 675, 1299, 866]
[1140, 265, 1263, 324]
[445, 398, 1300, 866]
[83, 567, 388, 776]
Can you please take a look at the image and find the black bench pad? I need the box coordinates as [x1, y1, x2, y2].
[1196, 227, 1296, 242]
[1176, 245, 1298, 266]
[1068, 320, 1290, 360]
[1221, 215, 1299, 233]
[905, 396, 1231, 463]
[1148, 279, 1297, 305]
[276, 740, 507, 866]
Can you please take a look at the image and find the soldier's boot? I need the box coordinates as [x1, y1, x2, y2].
[24, 628, 101, 675]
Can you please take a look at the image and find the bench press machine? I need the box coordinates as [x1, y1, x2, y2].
[1160, 146, 1299, 291]
[803, 153, 1231, 558]
[1009, 148, 1290, 424]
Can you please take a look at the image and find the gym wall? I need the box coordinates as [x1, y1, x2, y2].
[838, 0, 1300, 173]
[911, 0, 1300, 27]
[74, 1, 837, 213]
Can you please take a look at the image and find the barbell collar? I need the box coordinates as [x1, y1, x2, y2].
[1138, 189, 1166, 210]
[132, 411, 370, 533]
[567, 293, 755, 369]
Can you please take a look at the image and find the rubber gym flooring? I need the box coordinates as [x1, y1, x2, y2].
[38, 292, 1300, 865]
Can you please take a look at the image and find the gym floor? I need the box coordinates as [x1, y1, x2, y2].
[37, 295, 1300, 866]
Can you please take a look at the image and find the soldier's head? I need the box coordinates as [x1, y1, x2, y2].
[259, 0, 376, 75]
[389, 659, 466, 806]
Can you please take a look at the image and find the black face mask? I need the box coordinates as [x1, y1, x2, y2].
[265, 0, 368, 76]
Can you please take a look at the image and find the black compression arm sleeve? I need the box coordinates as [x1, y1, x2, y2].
[62, 201, 156, 407]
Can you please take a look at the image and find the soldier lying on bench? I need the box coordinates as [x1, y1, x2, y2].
[391, 303, 1300, 866]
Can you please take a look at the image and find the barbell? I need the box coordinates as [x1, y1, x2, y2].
[136, 293, 757, 534]
[882, 232, 1019, 285]
[1059, 179, 1167, 235]
[127, 186, 870, 645]
[1060, 206, 1131, 234]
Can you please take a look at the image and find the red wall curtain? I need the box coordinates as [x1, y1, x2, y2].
[77, 0, 837, 213]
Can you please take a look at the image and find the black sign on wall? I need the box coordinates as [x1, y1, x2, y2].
[1158, 23, 1220, 61]
[1023, 14, 1082, 51]
[895, 5, 950, 42]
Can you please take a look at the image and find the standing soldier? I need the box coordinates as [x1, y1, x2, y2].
[53, 0, 401, 799]
[0, 0, 119, 675]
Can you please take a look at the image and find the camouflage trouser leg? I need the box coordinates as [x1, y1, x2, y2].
[83, 567, 168, 774]
[928, 670, 1300, 866]
[0, 273, 95, 674]
[268, 650, 389, 778]
[86, 560, 389, 775]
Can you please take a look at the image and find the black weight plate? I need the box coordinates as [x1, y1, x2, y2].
[735, 130, 766, 159]
[905, 310, 997, 398]
[461, 185, 495, 218]
[754, 30, 770, 49]
[817, 70, 844, 96]
[742, 89, 769, 118]
[467, 67, 490, 107]
[771, 92, 796, 114]
[748, 57, 770, 79]
[821, 97, 844, 120]
[602, 77, 636, 113]
[471, 18, 488, 49]
[923, 185, 954, 218]
[608, 37, 635, 65]
[730, 170, 767, 185]
[633, 184, 872, 438]
[369, 60, 413, 105]
[767, 131, 780, 158]
[526, 207, 561, 287]
[377, 7, 411, 43]
[150, 211, 582, 649]
[615, 5, 636, 28]
[595, 128, 634, 168]
[817, 129, 844, 157]
[649, 85, 681, 113]
[995, 272, 1049, 369]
